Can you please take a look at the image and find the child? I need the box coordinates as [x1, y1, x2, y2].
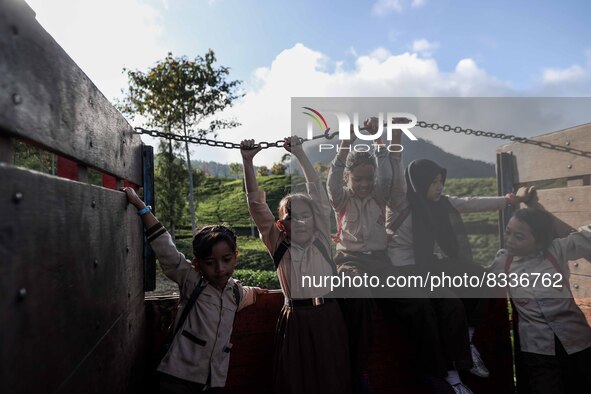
[326, 117, 397, 393]
[241, 136, 351, 394]
[489, 206, 591, 394]
[122, 187, 265, 393]
[385, 158, 533, 393]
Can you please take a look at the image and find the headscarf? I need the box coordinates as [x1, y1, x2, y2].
[405, 159, 473, 267]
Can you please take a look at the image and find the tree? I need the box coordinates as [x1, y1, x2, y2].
[118, 50, 242, 235]
[270, 162, 286, 175]
[314, 161, 330, 180]
[228, 162, 243, 179]
[257, 166, 269, 176]
[154, 140, 188, 239]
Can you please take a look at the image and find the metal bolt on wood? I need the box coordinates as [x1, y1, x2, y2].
[12, 93, 21, 105]
[17, 288, 27, 300]
[13, 192, 23, 203]
[567, 164, 573, 169]
[91, 200, 96, 208]
[569, 197, 574, 202]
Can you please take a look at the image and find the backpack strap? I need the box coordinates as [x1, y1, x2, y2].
[387, 205, 411, 234]
[232, 283, 242, 309]
[273, 239, 291, 269]
[332, 206, 347, 244]
[313, 237, 337, 275]
[543, 251, 573, 296]
[272, 237, 336, 275]
[173, 276, 205, 337]
[504, 252, 573, 296]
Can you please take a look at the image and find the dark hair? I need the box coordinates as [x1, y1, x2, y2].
[345, 151, 376, 173]
[512, 208, 557, 250]
[192, 225, 237, 260]
[278, 193, 314, 219]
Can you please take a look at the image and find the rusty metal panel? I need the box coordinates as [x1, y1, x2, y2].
[497, 123, 591, 183]
[0, 0, 142, 184]
[0, 164, 145, 393]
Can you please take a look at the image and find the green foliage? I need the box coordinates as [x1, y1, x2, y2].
[174, 235, 274, 271]
[117, 51, 242, 134]
[257, 166, 269, 176]
[313, 161, 330, 180]
[445, 178, 500, 265]
[270, 162, 286, 175]
[236, 236, 274, 271]
[233, 269, 280, 289]
[228, 162, 243, 178]
[194, 175, 290, 227]
[118, 50, 243, 232]
[13, 141, 56, 174]
[154, 140, 188, 235]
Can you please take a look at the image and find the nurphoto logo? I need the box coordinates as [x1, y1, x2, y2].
[302, 107, 418, 153]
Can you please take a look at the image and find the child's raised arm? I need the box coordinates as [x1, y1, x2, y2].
[364, 117, 392, 202]
[326, 129, 355, 210]
[241, 139, 281, 254]
[284, 136, 318, 184]
[240, 139, 263, 193]
[284, 136, 331, 236]
[121, 186, 195, 290]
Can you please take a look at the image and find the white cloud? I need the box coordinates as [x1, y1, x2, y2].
[372, 0, 403, 16]
[411, 0, 427, 8]
[536, 51, 591, 94]
[411, 38, 439, 57]
[26, 0, 166, 101]
[200, 43, 526, 167]
[372, 0, 427, 15]
[542, 65, 585, 84]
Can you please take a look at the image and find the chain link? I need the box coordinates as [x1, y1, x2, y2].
[134, 122, 591, 158]
[134, 126, 339, 150]
[414, 121, 591, 158]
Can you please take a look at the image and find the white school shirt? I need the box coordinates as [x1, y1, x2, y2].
[247, 181, 334, 299]
[487, 225, 591, 355]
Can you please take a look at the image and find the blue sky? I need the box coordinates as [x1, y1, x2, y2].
[26, 0, 591, 165]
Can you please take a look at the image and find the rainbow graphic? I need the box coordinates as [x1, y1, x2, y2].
[302, 107, 330, 131]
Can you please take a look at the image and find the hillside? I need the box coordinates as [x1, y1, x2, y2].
[187, 175, 499, 263]
[192, 137, 495, 179]
[303, 137, 495, 178]
[151, 175, 502, 294]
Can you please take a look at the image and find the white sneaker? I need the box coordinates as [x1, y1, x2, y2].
[469, 343, 490, 378]
[452, 382, 474, 394]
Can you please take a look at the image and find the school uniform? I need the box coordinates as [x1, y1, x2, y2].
[488, 226, 591, 393]
[326, 149, 394, 388]
[383, 158, 508, 376]
[146, 223, 257, 389]
[247, 180, 351, 394]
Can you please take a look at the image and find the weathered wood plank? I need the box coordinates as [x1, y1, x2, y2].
[0, 164, 145, 393]
[0, 0, 142, 184]
[570, 273, 591, 298]
[568, 258, 591, 277]
[497, 123, 591, 183]
[536, 186, 591, 216]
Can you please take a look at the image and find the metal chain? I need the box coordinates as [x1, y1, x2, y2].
[134, 122, 591, 158]
[134, 126, 340, 149]
[414, 121, 591, 158]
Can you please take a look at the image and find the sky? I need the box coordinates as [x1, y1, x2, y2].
[25, 0, 591, 167]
